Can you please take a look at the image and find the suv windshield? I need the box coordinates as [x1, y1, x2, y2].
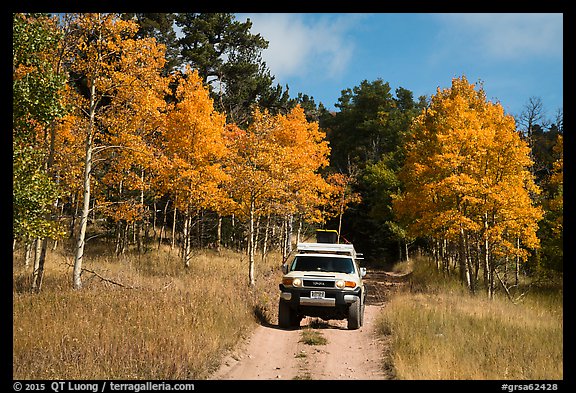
[290, 256, 355, 274]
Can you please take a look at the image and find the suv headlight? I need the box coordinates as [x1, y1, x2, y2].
[282, 277, 302, 287]
[336, 279, 357, 289]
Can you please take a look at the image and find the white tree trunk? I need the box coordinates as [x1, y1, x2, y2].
[73, 132, 93, 289]
[183, 212, 192, 268]
[216, 215, 222, 253]
[261, 214, 270, 262]
[72, 80, 96, 290]
[32, 238, 47, 292]
[248, 198, 256, 286]
[286, 215, 293, 255]
[171, 206, 177, 251]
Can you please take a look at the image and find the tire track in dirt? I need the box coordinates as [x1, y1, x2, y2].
[209, 269, 408, 380]
[293, 306, 389, 380]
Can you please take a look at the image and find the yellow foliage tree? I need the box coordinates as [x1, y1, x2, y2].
[224, 109, 286, 285]
[394, 76, 543, 297]
[224, 105, 331, 285]
[275, 105, 331, 225]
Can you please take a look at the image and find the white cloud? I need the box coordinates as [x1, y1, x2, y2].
[435, 13, 563, 60]
[238, 13, 360, 81]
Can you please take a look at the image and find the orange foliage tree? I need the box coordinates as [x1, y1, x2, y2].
[62, 13, 168, 289]
[155, 66, 230, 267]
[97, 30, 169, 255]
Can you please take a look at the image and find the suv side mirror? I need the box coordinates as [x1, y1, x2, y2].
[360, 267, 366, 277]
[282, 263, 289, 274]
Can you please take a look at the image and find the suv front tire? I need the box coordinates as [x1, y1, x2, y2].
[278, 299, 301, 329]
[347, 296, 364, 330]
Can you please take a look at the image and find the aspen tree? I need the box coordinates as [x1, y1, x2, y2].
[13, 13, 67, 292]
[65, 14, 166, 289]
[223, 111, 284, 285]
[156, 66, 229, 267]
[224, 106, 330, 285]
[394, 76, 542, 296]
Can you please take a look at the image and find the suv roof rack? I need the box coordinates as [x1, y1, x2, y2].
[296, 242, 362, 259]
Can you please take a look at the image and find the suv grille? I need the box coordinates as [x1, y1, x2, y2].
[303, 280, 335, 288]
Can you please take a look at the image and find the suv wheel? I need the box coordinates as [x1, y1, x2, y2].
[278, 300, 300, 329]
[347, 297, 362, 330]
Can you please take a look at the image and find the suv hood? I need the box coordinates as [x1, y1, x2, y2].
[283, 271, 358, 281]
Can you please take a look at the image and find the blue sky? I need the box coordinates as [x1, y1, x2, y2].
[236, 13, 563, 120]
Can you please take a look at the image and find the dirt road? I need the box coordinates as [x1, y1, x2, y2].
[209, 270, 404, 380]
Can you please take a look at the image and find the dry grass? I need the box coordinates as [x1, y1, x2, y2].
[13, 242, 283, 380]
[377, 257, 563, 380]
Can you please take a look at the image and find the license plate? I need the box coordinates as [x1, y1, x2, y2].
[310, 291, 325, 299]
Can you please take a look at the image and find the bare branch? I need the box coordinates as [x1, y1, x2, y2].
[80, 266, 136, 289]
[64, 259, 136, 289]
[495, 270, 530, 305]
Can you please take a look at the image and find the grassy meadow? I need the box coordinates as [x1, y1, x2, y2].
[13, 242, 283, 379]
[377, 258, 563, 380]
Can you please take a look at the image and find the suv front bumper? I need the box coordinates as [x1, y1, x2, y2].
[279, 284, 362, 307]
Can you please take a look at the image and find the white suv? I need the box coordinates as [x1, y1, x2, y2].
[278, 242, 366, 330]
